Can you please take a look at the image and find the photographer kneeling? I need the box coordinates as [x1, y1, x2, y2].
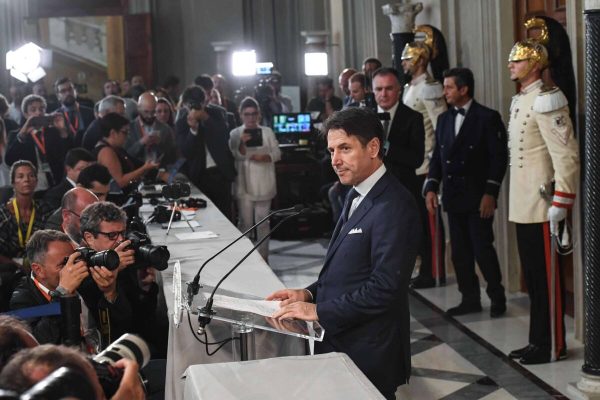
[80, 202, 166, 358]
[9, 229, 126, 347]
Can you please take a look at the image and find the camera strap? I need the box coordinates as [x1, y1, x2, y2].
[13, 198, 36, 249]
[31, 275, 52, 302]
[31, 128, 46, 155]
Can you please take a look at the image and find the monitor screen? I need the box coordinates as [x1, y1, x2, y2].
[272, 113, 312, 134]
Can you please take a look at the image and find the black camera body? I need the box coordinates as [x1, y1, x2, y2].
[179, 197, 207, 209]
[150, 205, 181, 224]
[162, 182, 190, 199]
[75, 247, 120, 271]
[125, 231, 170, 271]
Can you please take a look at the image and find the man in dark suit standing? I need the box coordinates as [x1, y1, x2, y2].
[372, 67, 424, 199]
[175, 85, 236, 220]
[424, 68, 508, 317]
[54, 77, 95, 147]
[268, 108, 421, 399]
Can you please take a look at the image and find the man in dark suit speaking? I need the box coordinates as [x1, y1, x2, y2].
[424, 68, 508, 318]
[268, 107, 421, 399]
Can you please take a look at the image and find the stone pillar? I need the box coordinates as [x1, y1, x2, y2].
[382, 1, 422, 81]
[568, 1, 600, 398]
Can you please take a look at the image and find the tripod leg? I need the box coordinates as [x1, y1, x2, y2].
[166, 201, 178, 236]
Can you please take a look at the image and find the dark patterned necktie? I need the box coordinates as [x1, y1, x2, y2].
[341, 188, 359, 223]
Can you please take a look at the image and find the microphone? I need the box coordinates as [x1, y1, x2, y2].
[187, 204, 304, 307]
[197, 207, 308, 334]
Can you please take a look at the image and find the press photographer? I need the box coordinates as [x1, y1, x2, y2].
[80, 202, 168, 357]
[0, 344, 145, 400]
[9, 230, 126, 347]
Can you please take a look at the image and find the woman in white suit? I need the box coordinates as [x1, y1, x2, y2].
[229, 97, 281, 261]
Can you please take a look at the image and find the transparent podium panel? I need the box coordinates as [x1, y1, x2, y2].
[196, 289, 324, 342]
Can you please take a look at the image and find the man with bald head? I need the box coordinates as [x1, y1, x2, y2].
[126, 91, 177, 167]
[338, 67, 357, 107]
[45, 187, 98, 244]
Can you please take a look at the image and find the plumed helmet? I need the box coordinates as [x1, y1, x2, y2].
[508, 39, 549, 69]
[524, 16, 577, 126]
[402, 24, 449, 82]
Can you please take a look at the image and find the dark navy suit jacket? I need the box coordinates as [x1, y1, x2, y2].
[383, 102, 425, 199]
[425, 101, 507, 213]
[306, 170, 420, 395]
[175, 108, 236, 184]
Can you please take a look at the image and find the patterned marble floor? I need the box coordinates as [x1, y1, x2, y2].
[269, 239, 581, 400]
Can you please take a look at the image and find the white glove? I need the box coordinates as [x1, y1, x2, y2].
[548, 205, 567, 236]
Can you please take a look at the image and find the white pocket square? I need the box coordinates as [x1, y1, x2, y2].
[348, 228, 362, 235]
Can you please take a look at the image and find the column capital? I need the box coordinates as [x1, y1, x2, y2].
[382, 1, 423, 34]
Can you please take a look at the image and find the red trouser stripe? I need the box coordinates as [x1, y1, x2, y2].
[428, 212, 438, 278]
[542, 222, 565, 356]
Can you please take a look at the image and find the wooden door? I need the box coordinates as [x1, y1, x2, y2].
[514, 0, 574, 316]
[124, 14, 154, 87]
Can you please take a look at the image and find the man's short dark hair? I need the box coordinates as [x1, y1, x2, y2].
[77, 164, 111, 188]
[64, 148, 95, 168]
[322, 108, 385, 158]
[0, 316, 34, 372]
[99, 113, 130, 138]
[371, 67, 401, 84]
[80, 202, 126, 236]
[26, 230, 71, 266]
[443, 67, 475, 98]
[317, 77, 334, 89]
[53, 77, 73, 93]
[194, 74, 214, 92]
[0, 344, 95, 394]
[363, 57, 382, 69]
[163, 75, 180, 88]
[181, 85, 206, 109]
[349, 72, 367, 88]
[0, 94, 9, 116]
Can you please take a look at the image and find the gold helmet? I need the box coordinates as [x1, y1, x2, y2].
[401, 41, 430, 64]
[508, 39, 548, 79]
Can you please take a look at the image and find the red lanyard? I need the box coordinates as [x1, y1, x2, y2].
[32, 276, 52, 302]
[31, 128, 46, 155]
[63, 107, 80, 135]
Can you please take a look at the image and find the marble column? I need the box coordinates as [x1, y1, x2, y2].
[382, 0, 422, 80]
[568, 0, 600, 398]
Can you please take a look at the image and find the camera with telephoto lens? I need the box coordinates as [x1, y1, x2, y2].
[125, 231, 170, 271]
[161, 182, 191, 199]
[92, 333, 150, 398]
[75, 247, 120, 271]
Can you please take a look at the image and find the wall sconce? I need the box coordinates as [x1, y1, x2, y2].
[301, 31, 329, 76]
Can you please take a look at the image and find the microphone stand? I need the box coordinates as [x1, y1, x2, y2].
[197, 208, 306, 334]
[186, 205, 303, 306]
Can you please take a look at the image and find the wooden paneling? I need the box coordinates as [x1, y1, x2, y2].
[124, 14, 153, 85]
[28, 0, 127, 18]
[106, 16, 126, 81]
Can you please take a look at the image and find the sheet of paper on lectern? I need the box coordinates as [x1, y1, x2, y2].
[210, 293, 281, 317]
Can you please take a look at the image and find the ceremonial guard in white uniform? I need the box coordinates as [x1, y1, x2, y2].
[401, 25, 449, 288]
[506, 18, 580, 364]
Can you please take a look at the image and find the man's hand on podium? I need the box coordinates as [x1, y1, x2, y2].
[266, 288, 318, 321]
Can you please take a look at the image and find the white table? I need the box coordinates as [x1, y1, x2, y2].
[182, 353, 384, 400]
[143, 188, 305, 400]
